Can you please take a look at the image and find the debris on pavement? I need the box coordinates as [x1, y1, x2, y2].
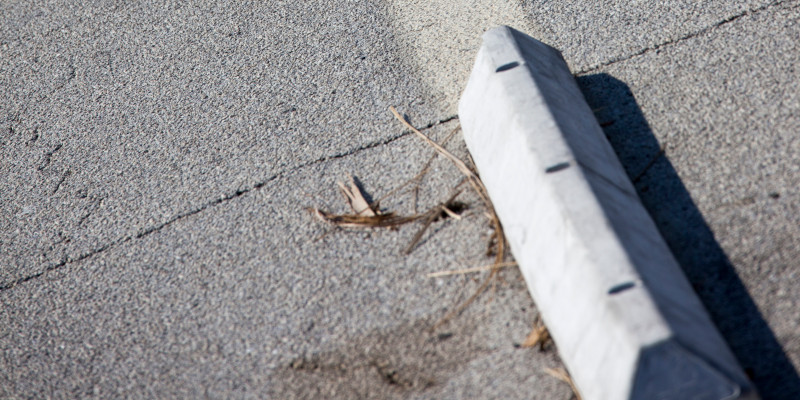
[520, 316, 551, 351]
[544, 367, 582, 400]
[338, 176, 380, 217]
[309, 107, 531, 333]
[425, 261, 518, 278]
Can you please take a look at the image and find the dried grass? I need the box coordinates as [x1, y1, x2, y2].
[338, 176, 378, 217]
[309, 107, 515, 332]
[425, 261, 517, 278]
[388, 107, 510, 330]
[309, 208, 422, 229]
[544, 367, 582, 400]
[309, 177, 466, 239]
[520, 315, 551, 351]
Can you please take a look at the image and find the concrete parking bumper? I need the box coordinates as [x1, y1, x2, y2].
[459, 26, 758, 400]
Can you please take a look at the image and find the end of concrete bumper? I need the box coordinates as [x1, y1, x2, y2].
[459, 26, 758, 400]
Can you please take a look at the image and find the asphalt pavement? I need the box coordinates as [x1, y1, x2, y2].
[2, 0, 799, 398]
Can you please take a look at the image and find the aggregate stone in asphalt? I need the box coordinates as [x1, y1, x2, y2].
[577, 2, 800, 397]
[0, 0, 441, 283]
[0, 124, 570, 399]
[2, 0, 800, 398]
[387, 0, 779, 114]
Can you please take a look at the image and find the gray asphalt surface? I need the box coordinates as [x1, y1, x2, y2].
[2, 0, 799, 398]
[579, 3, 800, 396]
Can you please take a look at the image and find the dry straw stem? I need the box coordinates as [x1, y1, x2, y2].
[310, 175, 466, 246]
[403, 185, 465, 255]
[312, 109, 511, 330]
[426, 261, 518, 278]
[338, 176, 378, 217]
[309, 208, 422, 228]
[374, 125, 462, 212]
[311, 124, 461, 234]
[389, 106, 508, 330]
[389, 107, 489, 201]
[520, 315, 551, 350]
[544, 367, 582, 400]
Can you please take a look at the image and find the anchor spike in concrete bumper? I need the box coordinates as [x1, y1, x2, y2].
[458, 26, 759, 400]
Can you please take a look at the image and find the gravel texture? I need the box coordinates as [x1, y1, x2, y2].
[2, 0, 799, 398]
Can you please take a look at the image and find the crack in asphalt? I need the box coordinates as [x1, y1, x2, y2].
[577, 0, 790, 75]
[0, 114, 459, 292]
[11, 0, 784, 293]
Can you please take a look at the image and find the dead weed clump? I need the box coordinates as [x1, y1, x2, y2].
[308, 107, 510, 328]
[308, 107, 579, 399]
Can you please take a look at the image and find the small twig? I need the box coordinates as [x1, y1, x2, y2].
[520, 315, 551, 351]
[404, 209, 439, 255]
[372, 125, 461, 209]
[391, 107, 477, 180]
[544, 367, 582, 400]
[390, 107, 508, 330]
[426, 262, 518, 278]
[441, 205, 462, 220]
[413, 185, 421, 215]
[404, 186, 464, 255]
[390, 107, 490, 206]
[433, 268, 498, 331]
[309, 208, 423, 228]
[390, 107, 504, 258]
[338, 176, 378, 216]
